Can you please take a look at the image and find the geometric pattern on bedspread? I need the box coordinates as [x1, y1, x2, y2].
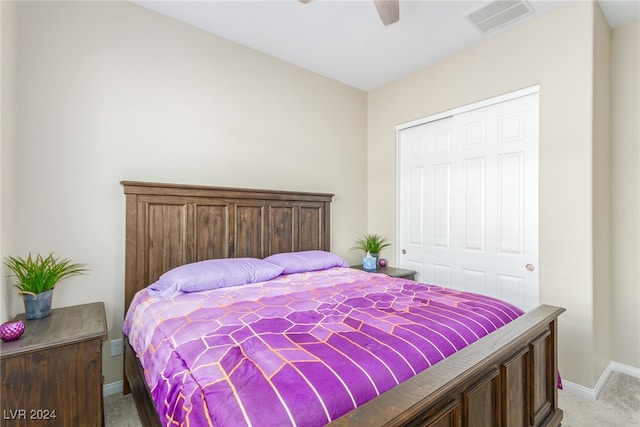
[123, 267, 523, 427]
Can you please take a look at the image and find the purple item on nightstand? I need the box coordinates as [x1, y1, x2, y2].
[1, 320, 25, 342]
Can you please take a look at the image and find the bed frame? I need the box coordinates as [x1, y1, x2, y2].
[122, 181, 564, 427]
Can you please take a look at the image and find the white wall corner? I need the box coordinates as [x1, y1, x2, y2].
[561, 360, 640, 400]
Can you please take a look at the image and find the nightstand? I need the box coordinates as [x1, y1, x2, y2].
[1, 302, 108, 427]
[351, 264, 417, 281]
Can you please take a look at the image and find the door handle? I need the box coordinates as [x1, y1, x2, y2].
[402, 249, 407, 254]
[526, 264, 535, 272]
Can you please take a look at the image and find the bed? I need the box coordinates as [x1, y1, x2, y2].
[121, 181, 565, 427]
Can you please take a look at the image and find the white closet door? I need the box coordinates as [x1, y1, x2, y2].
[398, 93, 539, 311]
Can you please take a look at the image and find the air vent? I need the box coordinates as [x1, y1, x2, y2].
[466, 0, 534, 34]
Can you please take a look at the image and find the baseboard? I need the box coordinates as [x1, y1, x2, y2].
[562, 371, 610, 401]
[610, 361, 640, 379]
[562, 361, 640, 400]
[103, 380, 123, 397]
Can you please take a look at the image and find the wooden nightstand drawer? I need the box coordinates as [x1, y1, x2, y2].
[351, 265, 416, 281]
[1, 302, 108, 427]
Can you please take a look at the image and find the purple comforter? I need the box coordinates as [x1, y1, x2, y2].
[123, 267, 523, 426]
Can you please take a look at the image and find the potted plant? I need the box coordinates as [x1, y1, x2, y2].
[4, 253, 87, 319]
[351, 233, 391, 271]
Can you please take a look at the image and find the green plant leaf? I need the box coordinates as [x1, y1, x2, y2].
[350, 233, 391, 255]
[4, 253, 88, 294]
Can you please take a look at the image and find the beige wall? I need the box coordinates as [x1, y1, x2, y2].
[611, 20, 640, 369]
[9, 1, 367, 384]
[1, 1, 18, 324]
[367, 1, 603, 387]
[592, 1, 612, 382]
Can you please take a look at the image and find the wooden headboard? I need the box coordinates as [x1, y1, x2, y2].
[121, 181, 334, 312]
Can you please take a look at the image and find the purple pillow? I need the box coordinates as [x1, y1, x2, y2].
[148, 258, 283, 298]
[264, 250, 348, 274]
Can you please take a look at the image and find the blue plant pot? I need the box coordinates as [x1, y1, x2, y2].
[21, 289, 54, 320]
[363, 254, 378, 271]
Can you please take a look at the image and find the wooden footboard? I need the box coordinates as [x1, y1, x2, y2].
[124, 304, 564, 427]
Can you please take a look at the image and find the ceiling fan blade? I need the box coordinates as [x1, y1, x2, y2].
[374, 0, 399, 25]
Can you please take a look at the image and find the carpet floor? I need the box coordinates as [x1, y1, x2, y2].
[104, 371, 640, 426]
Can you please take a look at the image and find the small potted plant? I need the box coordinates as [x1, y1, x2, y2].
[4, 253, 87, 319]
[351, 233, 391, 271]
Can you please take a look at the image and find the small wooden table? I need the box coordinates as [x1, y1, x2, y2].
[351, 265, 416, 281]
[1, 302, 108, 426]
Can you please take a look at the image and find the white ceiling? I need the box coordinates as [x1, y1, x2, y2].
[133, 0, 640, 91]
